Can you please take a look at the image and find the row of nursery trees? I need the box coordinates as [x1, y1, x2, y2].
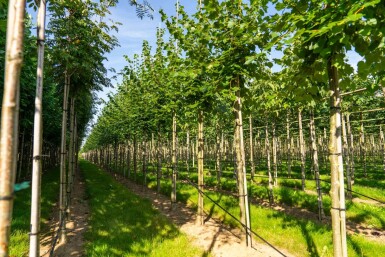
[83, 1, 385, 257]
[0, 0, 152, 257]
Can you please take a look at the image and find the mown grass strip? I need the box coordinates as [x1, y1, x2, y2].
[80, 160, 209, 257]
[145, 176, 385, 257]
[10, 167, 60, 257]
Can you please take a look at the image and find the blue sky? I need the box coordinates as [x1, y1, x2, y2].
[100, 1, 198, 105]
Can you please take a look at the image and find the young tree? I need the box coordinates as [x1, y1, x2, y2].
[0, 1, 26, 256]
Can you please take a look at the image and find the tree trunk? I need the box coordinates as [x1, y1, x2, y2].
[233, 87, 251, 246]
[171, 111, 177, 209]
[380, 126, 385, 173]
[341, 114, 352, 199]
[67, 97, 75, 217]
[310, 110, 324, 220]
[17, 131, 25, 182]
[272, 122, 278, 187]
[298, 109, 306, 191]
[0, 1, 25, 255]
[157, 126, 162, 193]
[29, 1, 46, 255]
[327, 56, 347, 257]
[186, 130, 190, 175]
[249, 115, 255, 181]
[59, 71, 70, 243]
[346, 114, 354, 184]
[265, 122, 274, 205]
[133, 135, 137, 180]
[286, 111, 291, 177]
[360, 113, 367, 177]
[197, 111, 204, 225]
[215, 122, 222, 187]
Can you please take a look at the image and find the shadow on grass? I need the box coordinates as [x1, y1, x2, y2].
[10, 168, 60, 256]
[81, 161, 194, 257]
[269, 211, 322, 257]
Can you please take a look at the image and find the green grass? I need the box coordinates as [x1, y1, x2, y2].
[112, 159, 385, 229]
[9, 167, 60, 257]
[145, 177, 385, 257]
[80, 160, 210, 257]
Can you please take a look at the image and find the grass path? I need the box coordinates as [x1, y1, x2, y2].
[10, 168, 60, 256]
[80, 160, 208, 257]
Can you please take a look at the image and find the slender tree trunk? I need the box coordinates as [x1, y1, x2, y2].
[249, 115, 255, 181]
[298, 109, 306, 190]
[310, 110, 324, 220]
[133, 135, 137, 181]
[327, 56, 347, 257]
[59, 71, 70, 243]
[157, 126, 162, 193]
[360, 113, 367, 177]
[0, 1, 25, 255]
[286, 111, 291, 177]
[215, 122, 222, 187]
[233, 87, 251, 246]
[265, 122, 274, 205]
[346, 114, 354, 184]
[74, 118, 78, 178]
[341, 114, 352, 199]
[17, 131, 25, 182]
[380, 126, 385, 173]
[171, 111, 177, 209]
[197, 111, 204, 225]
[272, 122, 278, 187]
[29, 1, 46, 254]
[67, 97, 75, 217]
[186, 130, 190, 175]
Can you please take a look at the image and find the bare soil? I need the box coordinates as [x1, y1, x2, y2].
[40, 172, 89, 257]
[113, 173, 294, 257]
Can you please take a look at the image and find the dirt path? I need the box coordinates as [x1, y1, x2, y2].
[40, 172, 89, 257]
[113, 173, 293, 257]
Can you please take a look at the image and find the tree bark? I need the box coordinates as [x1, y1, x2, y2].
[286, 111, 291, 177]
[59, 71, 70, 243]
[215, 122, 222, 187]
[310, 110, 324, 220]
[272, 122, 278, 187]
[28, 1, 46, 256]
[265, 122, 274, 205]
[341, 114, 352, 199]
[249, 115, 255, 181]
[359, 113, 367, 177]
[233, 87, 251, 246]
[171, 111, 177, 209]
[0, 1, 26, 255]
[298, 109, 306, 190]
[67, 97, 75, 217]
[157, 126, 162, 193]
[327, 56, 347, 257]
[346, 114, 354, 184]
[197, 111, 204, 225]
